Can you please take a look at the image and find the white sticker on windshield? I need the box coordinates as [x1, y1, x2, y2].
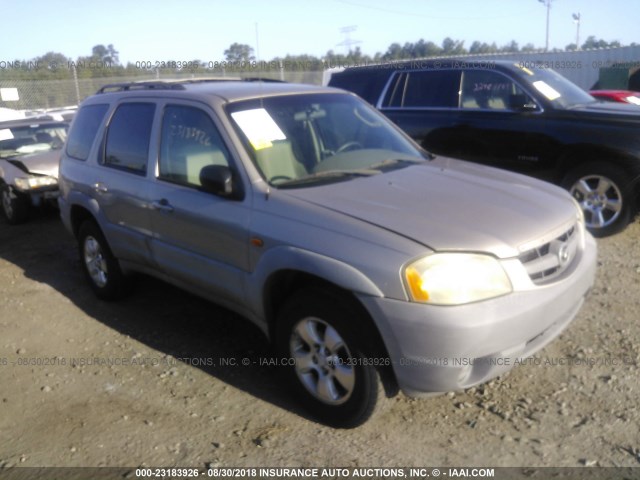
[532, 81, 561, 101]
[0, 128, 14, 141]
[231, 108, 286, 150]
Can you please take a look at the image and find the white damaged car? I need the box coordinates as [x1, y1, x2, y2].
[0, 118, 68, 224]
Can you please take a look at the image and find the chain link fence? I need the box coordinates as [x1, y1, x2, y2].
[0, 69, 324, 112]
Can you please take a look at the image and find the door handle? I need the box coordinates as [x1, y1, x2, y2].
[151, 198, 174, 213]
[93, 182, 108, 194]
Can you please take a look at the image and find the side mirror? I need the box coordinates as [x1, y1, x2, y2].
[199, 165, 234, 197]
[508, 94, 539, 112]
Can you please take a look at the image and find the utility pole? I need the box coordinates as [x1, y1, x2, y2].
[539, 0, 553, 51]
[572, 13, 581, 50]
[337, 26, 361, 55]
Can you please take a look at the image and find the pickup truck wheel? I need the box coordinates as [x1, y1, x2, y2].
[1, 184, 30, 225]
[276, 289, 384, 428]
[562, 163, 634, 237]
[78, 220, 128, 300]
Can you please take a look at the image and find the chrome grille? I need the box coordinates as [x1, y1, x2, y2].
[519, 225, 579, 284]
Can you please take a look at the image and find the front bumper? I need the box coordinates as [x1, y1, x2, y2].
[359, 233, 597, 396]
[14, 185, 60, 207]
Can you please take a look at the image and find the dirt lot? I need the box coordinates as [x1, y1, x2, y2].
[0, 209, 639, 470]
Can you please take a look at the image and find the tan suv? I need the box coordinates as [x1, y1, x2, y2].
[59, 79, 596, 427]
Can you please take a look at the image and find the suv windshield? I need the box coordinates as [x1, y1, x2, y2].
[0, 123, 68, 159]
[514, 65, 596, 109]
[227, 93, 425, 187]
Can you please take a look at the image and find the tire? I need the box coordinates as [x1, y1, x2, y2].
[77, 220, 128, 300]
[1, 184, 30, 225]
[561, 162, 635, 237]
[276, 288, 385, 428]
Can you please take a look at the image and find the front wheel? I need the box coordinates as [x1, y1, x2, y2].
[562, 163, 635, 237]
[1, 184, 30, 225]
[276, 289, 384, 428]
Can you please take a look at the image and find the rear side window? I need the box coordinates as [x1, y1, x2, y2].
[65, 104, 108, 160]
[104, 103, 155, 174]
[384, 70, 461, 108]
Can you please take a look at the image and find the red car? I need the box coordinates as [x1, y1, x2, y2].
[590, 89, 640, 105]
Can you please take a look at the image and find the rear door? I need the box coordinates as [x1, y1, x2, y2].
[147, 102, 252, 305]
[90, 101, 156, 266]
[379, 69, 464, 156]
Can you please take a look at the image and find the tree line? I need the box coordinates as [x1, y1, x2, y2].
[0, 36, 635, 82]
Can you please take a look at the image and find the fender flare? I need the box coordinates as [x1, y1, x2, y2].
[245, 246, 384, 322]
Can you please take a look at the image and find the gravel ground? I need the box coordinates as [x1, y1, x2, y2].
[0, 209, 639, 470]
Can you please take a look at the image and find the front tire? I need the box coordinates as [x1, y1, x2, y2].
[562, 163, 635, 237]
[77, 220, 128, 300]
[1, 184, 30, 225]
[276, 289, 385, 428]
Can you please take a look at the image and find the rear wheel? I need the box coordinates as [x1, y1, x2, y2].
[1, 184, 30, 225]
[78, 220, 128, 300]
[276, 289, 385, 428]
[562, 163, 635, 237]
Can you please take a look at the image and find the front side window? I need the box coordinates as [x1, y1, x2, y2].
[158, 105, 232, 187]
[384, 70, 461, 108]
[66, 104, 108, 160]
[104, 103, 155, 173]
[461, 70, 535, 110]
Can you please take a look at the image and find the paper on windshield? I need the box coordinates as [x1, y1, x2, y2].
[231, 108, 286, 150]
[0, 129, 14, 141]
[532, 81, 561, 101]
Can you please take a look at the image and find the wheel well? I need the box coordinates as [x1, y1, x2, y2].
[263, 270, 399, 395]
[69, 205, 95, 238]
[558, 148, 640, 182]
[558, 150, 640, 209]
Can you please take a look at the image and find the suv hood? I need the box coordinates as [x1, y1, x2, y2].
[5, 149, 60, 178]
[284, 159, 578, 258]
[563, 101, 640, 122]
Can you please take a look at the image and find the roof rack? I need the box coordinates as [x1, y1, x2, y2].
[96, 77, 286, 94]
[96, 82, 187, 94]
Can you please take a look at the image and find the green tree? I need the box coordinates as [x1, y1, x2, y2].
[469, 41, 498, 54]
[90, 44, 119, 64]
[224, 43, 255, 63]
[500, 40, 519, 53]
[441, 37, 466, 55]
[581, 36, 620, 50]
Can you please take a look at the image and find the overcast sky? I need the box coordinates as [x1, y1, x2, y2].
[1, 0, 638, 64]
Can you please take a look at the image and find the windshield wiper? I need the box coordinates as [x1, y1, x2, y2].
[276, 169, 379, 188]
[367, 157, 424, 170]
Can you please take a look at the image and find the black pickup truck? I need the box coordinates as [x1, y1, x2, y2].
[328, 59, 640, 236]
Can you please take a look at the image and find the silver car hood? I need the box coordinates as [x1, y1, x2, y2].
[284, 159, 578, 259]
[6, 149, 60, 178]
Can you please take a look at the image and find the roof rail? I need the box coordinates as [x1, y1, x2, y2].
[96, 77, 286, 94]
[96, 82, 187, 94]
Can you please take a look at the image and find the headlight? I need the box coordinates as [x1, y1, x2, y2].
[14, 176, 58, 190]
[404, 253, 512, 305]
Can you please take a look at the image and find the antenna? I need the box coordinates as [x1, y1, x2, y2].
[255, 22, 261, 63]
